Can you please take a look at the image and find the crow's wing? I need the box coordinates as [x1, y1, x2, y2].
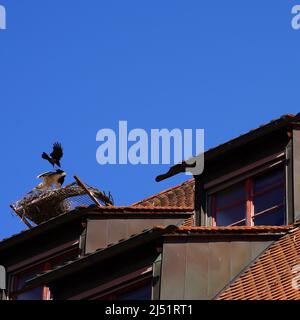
[50, 142, 63, 161]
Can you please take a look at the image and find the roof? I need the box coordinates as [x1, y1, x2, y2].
[24, 225, 177, 290]
[217, 223, 300, 300]
[5, 113, 295, 247]
[168, 225, 292, 234]
[86, 206, 193, 213]
[24, 224, 290, 290]
[0, 205, 193, 251]
[156, 113, 300, 182]
[132, 179, 194, 208]
[0, 208, 88, 251]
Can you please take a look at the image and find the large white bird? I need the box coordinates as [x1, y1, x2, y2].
[36, 169, 66, 190]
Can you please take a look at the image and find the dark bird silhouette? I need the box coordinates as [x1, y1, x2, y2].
[42, 142, 63, 167]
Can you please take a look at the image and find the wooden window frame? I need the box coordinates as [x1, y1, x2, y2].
[204, 151, 285, 191]
[68, 266, 153, 300]
[10, 262, 51, 300]
[9, 247, 79, 300]
[7, 240, 79, 273]
[99, 278, 152, 300]
[209, 163, 286, 227]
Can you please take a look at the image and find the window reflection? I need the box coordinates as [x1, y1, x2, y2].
[210, 167, 285, 226]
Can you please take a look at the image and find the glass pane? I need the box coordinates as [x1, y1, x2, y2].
[216, 203, 246, 226]
[254, 188, 284, 213]
[216, 182, 245, 209]
[117, 284, 152, 300]
[253, 167, 285, 225]
[254, 168, 284, 194]
[16, 267, 44, 291]
[16, 287, 43, 300]
[254, 207, 285, 226]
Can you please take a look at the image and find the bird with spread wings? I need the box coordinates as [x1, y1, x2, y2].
[42, 142, 63, 167]
[36, 142, 66, 190]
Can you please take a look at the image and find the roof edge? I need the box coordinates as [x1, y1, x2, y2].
[156, 113, 300, 182]
[0, 206, 193, 251]
[24, 224, 294, 291]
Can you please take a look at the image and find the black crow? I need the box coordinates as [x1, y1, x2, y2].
[42, 142, 63, 167]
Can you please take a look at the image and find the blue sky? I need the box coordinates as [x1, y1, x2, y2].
[0, 1, 300, 240]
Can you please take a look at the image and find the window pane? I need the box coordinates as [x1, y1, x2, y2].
[253, 167, 285, 226]
[214, 182, 246, 226]
[254, 188, 284, 213]
[254, 169, 284, 194]
[117, 284, 152, 300]
[15, 267, 44, 291]
[210, 167, 286, 227]
[254, 207, 285, 226]
[16, 287, 43, 300]
[216, 183, 245, 209]
[216, 203, 246, 226]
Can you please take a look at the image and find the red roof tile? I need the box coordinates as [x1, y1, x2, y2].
[152, 225, 292, 235]
[175, 225, 292, 233]
[182, 216, 195, 227]
[217, 224, 300, 300]
[92, 205, 193, 212]
[132, 179, 194, 208]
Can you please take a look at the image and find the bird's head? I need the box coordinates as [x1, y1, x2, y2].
[56, 169, 66, 176]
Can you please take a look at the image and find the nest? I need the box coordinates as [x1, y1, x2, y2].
[12, 182, 111, 225]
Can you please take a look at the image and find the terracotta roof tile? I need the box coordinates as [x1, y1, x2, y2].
[92, 206, 194, 213]
[182, 216, 195, 227]
[175, 225, 292, 233]
[132, 179, 194, 208]
[217, 225, 300, 300]
[147, 225, 292, 237]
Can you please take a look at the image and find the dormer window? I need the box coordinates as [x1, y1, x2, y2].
[208, 166, 285, 226]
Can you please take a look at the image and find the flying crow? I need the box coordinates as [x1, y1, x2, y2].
[36, 170, 66, 190]
[42, 142, 63, 167]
